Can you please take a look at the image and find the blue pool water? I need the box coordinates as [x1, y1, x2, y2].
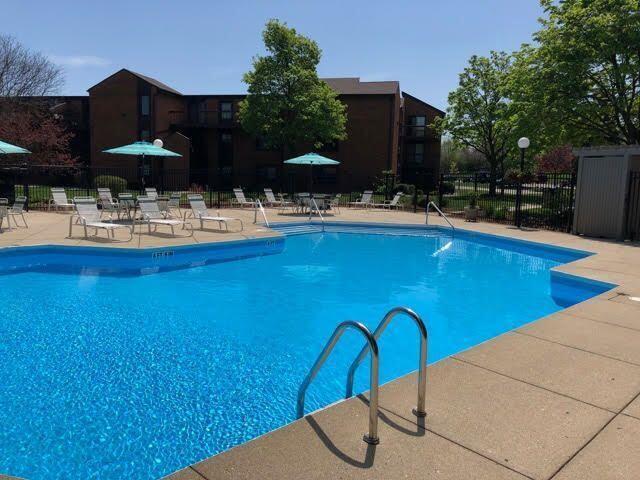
[0, 228, 613, 479]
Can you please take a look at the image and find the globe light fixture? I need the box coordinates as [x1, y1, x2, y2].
[153, 138, 164, 148]
[517, 137, 530, 149]
[515, 137, 530, 229]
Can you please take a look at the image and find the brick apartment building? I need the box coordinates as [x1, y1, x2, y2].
[38, 69, 443, 192]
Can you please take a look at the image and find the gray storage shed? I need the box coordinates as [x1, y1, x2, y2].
[573, 145, 640, 240]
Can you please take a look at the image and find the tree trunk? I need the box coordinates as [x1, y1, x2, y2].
[489, 160, 497, 196]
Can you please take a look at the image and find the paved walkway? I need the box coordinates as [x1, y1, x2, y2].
[1, 208, 639, 479]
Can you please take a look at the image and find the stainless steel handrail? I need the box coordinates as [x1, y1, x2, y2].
[309, 196, 325, 232]
[426, 201, 455, 233]
[345, 307, 428, 418]
[253, 198, 269, 227]
[297, 320, 380, 444]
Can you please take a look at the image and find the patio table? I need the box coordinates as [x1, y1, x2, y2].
[117, 194, 136, 221]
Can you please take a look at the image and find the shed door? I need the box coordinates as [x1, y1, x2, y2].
[574, 155, 628, 238]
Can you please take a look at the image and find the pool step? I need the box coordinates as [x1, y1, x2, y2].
[270, 223, 443, 237]
[270, 224, 324, 236]
[323, 225, 442, 237]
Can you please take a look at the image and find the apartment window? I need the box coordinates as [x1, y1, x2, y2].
[221, 132, 232, 144]
[407, 116, 426, 137]
[406, 143, 424, 164]
[220, 101, 233, 121]
[140, 95, 150, 116]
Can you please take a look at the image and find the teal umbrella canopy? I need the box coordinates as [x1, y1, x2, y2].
[284, 153, 340, 165]
[0, 140, 31, 155]
[284, 153, 340, 195]
[102, 141, 181, 157]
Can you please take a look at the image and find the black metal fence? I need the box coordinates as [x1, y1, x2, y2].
[436, 172, 577, 232]
[0, 165, 395, 210]
[0, 164, 578, 232]
[626, 171, 640, 241]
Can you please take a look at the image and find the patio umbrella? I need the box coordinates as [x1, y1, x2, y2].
[102, 140, 181, 157]
[283, 152, 340, 196]
[0, 140, 31, 155]
[103, 140, 181, 188]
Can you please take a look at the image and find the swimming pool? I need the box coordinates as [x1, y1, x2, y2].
[0, 225, 614, 479]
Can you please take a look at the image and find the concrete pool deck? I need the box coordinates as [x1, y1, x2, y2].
[1, 208, 639, 479]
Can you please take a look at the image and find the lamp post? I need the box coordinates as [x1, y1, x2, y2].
[515, 137, 530, 228]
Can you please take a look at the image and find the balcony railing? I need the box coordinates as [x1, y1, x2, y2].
[168, 110, 238, 128]
[401, 125, 439, 139]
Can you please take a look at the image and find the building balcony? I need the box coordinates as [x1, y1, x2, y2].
[402, 125, 440, 140]
[168, 110, 239, 128]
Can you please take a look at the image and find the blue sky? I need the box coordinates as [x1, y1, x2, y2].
[6, 0, 544, 110]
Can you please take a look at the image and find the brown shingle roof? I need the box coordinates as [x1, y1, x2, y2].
[87, 68, 182, 96]
[128, 70, 182, 96]
[322, 77, 399, 95]
[401, 91, 446, 115]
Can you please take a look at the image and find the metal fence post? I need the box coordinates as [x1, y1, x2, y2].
[22, 163, 30, 211]
[567, 170, 576, 233]
[438, 173, 444, 208]
[515, 177, 523, 228]
[412, 184, 418, 213]
[85, 166, 92, 197]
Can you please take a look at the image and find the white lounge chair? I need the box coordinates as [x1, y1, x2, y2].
[7, 196, 28, 228]
[186, 194, 243, 231]
[145, 187, 159, 200]
[264, 188, 294, 211]
[232, 188, 256, 208]
[49, 188, 75, 212]
[137, 196, 192, 236]
[0, 199, 9, 232]
[167, 192, 182, 216]
[349, 190, 374, 209]
[371, 192, 404, 209]
[97, 188, 120, 219]
[327, 193, 342, 214]
[69, 198, 133, 240]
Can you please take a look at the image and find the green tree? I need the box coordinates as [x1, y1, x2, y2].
[433, 52, 515, 195]
[510, 0, 640, 145]
[238, 20, 347, 159]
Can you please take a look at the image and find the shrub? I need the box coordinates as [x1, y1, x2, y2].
[440, 181, 455, 195]
[393, 183, 415, 195]
[504, 168, 534, 184]
[484, 204, 495, 218]
[373, 170, 397, 194]
[95, 175, 127, 196]
[467, 192, 479, 208]
[494, 207, 508, 220]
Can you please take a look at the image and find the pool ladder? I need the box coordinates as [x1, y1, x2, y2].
[426, 201, 455, 235]
[296, 306, 428, 444]
[253, 198, 269, 227]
